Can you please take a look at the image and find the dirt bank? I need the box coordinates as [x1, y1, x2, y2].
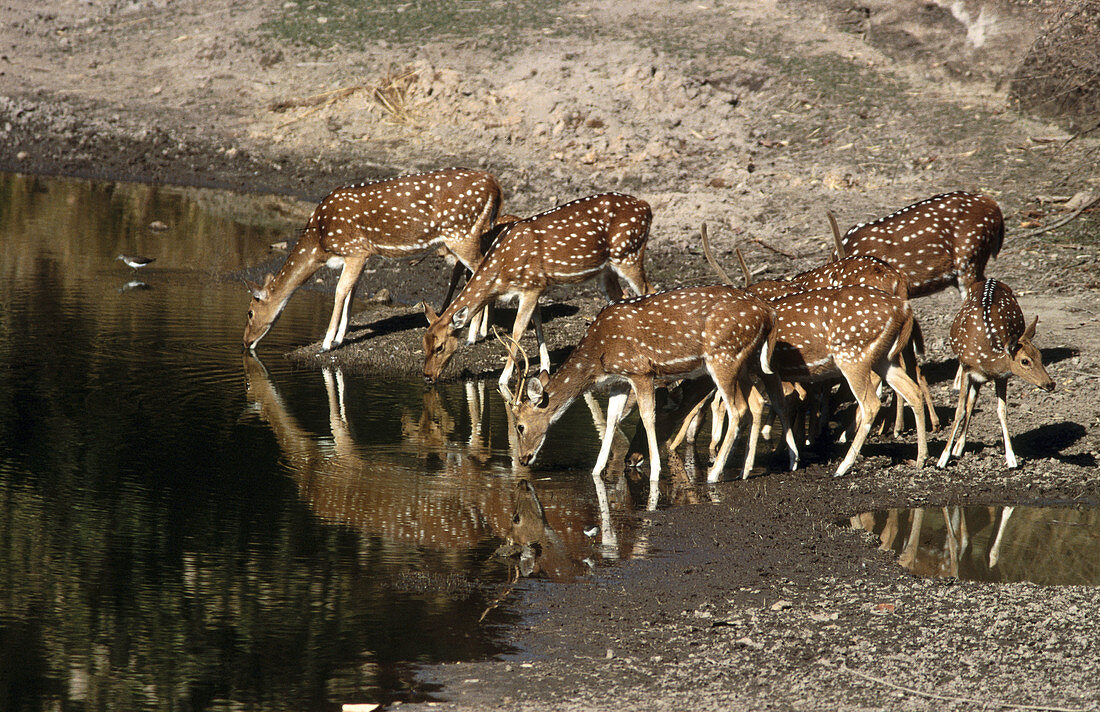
[2, 0, 1099, 709]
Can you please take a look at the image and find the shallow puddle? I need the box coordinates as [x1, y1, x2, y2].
[0, 172, 649, 709]
[845, 506, 1100, 586]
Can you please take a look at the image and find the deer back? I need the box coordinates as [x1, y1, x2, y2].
[948, 279, 1054, 389]
[841, 191, 1003, 297]
[770, 286, 910, 380]
[473, 192, 651, 292]
[310, 167, 502, 258]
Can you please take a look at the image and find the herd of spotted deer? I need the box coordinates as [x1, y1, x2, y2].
[242, 167, 1055, 509]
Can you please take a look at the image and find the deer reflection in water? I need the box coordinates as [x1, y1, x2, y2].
[848, 506, 1033, 581]
[241, 355, 638, 581]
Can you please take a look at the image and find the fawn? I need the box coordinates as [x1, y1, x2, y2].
[937, 279, 1054, 468]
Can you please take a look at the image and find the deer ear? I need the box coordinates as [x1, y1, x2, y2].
[526, 375, 548, 407]
[423, 302, 441, 326]
[452, 306, 469, 330]
[1023, 315, 1038, 341]
[244, 278, 268, 300]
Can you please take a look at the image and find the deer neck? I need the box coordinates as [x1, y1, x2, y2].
[269, 237, 327, 300]
[542, 341, 605, 422]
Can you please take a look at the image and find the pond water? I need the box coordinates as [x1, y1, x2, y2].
[845, 506, 1100, 586]
[0, 173, 651, 710]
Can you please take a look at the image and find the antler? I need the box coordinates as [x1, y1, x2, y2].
[700, 222, 736, 285]
[826, 209, 845, 260]
[492, 326, 531, 406]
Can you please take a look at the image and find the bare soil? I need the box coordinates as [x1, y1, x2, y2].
[3, 1, 1099, 709]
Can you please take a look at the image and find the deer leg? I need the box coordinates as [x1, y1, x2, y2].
[591, 387, 630, 480]
[323, 255, 368, 351]
[738, 382, 768, 480]
[498, 293, 541, 390]
[669, 391, 713, 451]
[531, 303, 551, 374]
[708, 392, 726, 459]
[834, 364, 881, 477]
[937, 371, 971, 467]
[898, 508, 924, 569]
[759, 371, 800, 471]
[706, 365, 750, 483]
[988, 505, 1014, 567]
[884, 362, 927, 468]
[952, 379, 982, 458]
[994, 377, 1018, 468]
[629, 376, 662, 510]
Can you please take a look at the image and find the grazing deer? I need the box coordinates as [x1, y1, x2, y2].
[422, 193, 652, 388]
[937, 279, 1054, 469]
[511, 286, 797, 509]
[833, 191, 1004, 299]
[758, 286, 929, 476]
[243, 167, 502, 352]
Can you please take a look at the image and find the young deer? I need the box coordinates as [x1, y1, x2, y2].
[759, 286, 929, 476]
[937, 279, 1054, 469]
[422, 192, 652, 388]
[834, 191, 1004, 299]
[511, 286, 797, 509]
[243, 167, 502, 351]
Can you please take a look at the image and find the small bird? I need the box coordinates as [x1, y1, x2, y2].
[117, 254, 155, 271]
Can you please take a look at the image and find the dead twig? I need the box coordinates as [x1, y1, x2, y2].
[750, 235, 797, 260]
[838, 664, 1085, 712]
[1018, 192, 1100, 239]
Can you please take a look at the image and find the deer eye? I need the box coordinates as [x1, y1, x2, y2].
[1021, 358, 1031, 366]
[247, 310, 254, 319]
[517, 423, 525, 434]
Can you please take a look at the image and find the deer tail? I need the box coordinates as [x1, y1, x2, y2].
[910, 316, 926, 359]
[760, 307, 779, 375]
[889, 303, 914, 363]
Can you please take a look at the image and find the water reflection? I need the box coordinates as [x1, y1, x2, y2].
[241, 356, 643, 582]
[846, 506, 1100, 585]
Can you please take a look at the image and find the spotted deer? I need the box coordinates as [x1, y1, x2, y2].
[243, 167, 502, 352]
[511, 286, 797, 509]
[422, 193, 652, 388]
[833, 191, 1004, 299]
[937, 279, 1054, 469]
[757, 286, 929, 476]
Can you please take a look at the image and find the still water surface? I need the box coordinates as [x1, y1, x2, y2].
[0, 173, 643, 710]
[846, 505, 1100, 586]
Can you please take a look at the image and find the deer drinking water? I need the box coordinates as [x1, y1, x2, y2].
[937, 279, 1054, 469]
[511, 285, 797, 510]
[834, 191, 1004, 299]
[422, 192, 652, 389]
[243, 167, 502, 352]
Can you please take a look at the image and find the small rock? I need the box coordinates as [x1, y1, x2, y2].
[770, 599, 792, 611]
[148, 220, 169, 231]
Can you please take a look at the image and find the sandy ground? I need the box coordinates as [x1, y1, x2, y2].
[2, 0, 1099, 709]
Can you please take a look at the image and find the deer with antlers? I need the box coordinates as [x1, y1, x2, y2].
[511, 285, 797, 509]
[243, 167, 503, 352]
[830, 191, 1004, 300]
[422, 192, 652, 388]
[937, 279, 1054, 469]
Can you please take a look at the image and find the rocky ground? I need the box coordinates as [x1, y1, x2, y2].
[2, 0, 1099, 709]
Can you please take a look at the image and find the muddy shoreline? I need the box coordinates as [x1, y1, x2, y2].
[3, 0, 1099, 709]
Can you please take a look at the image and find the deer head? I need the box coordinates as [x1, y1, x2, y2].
[243, 273, 279, 349]
[514, 371, 553, 466]
[1005, 316, 1055, 392]
[422, 304, 469, 382]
